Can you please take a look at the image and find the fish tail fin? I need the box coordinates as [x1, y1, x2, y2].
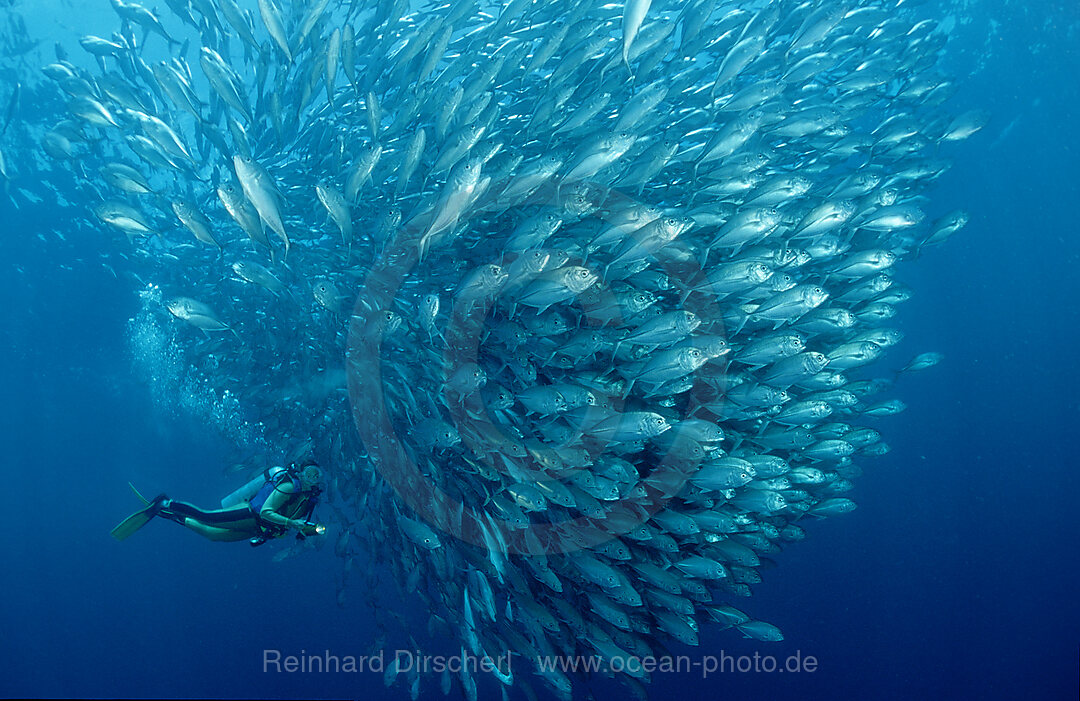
[417, 233, 430, 262]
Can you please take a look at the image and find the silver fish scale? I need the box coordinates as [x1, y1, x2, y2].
[27, 0, 976, 697]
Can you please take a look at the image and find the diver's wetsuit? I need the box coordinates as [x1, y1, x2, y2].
[157, 477, 317, 543]
[159, 501, 259, 528]
[110, 463, 323, 543]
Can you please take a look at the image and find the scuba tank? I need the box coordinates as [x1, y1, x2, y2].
[220, 466, 284, 508]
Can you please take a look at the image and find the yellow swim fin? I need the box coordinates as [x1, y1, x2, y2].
[110, 484, 165, 541]
[128, 482, 150, 505]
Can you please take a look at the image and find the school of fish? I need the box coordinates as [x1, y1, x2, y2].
[1, 0, 985, 698]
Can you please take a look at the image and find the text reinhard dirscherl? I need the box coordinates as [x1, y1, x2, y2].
[262, 649, 819, 677]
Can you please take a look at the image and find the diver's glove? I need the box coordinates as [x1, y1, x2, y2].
[298, 521, 324, 537]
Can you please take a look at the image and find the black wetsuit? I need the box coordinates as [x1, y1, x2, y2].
[159, 480, 316, 539]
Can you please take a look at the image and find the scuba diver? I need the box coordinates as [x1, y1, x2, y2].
[111, 460, 326, 546]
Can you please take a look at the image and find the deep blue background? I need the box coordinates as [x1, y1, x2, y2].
[2, 2, 1077, 699]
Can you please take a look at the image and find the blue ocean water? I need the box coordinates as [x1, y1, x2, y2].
[1, 1, 1077, 699]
